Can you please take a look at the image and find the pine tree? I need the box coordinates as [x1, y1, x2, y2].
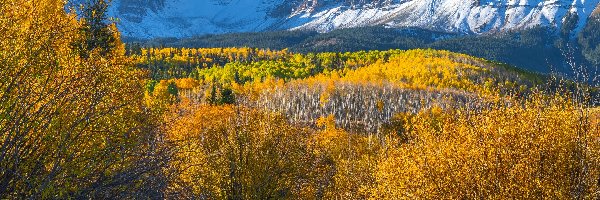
[75, 0, 116, 58]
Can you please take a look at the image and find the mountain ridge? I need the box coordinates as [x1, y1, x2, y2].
[108, 0, 600, 39]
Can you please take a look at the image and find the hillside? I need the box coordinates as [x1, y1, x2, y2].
[580, 6, 600, 65]
[131, 26, 578, 73]
[138, 47, 599, 199]
[136, 48, 545, 131]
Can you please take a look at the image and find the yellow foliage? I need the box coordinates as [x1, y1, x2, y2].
[0, 0, 154, 197]
[340, 49, 487, 92]
[164, 104, 319, 199]
[311, 116, 382, 199]
[372, 94, 600, 199]
[174, 77, 199, 89]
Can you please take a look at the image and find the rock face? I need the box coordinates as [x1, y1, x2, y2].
[115, 0, 166, 23]
[107, 0, 600, 39]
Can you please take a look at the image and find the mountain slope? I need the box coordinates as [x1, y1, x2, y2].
[136, 26, 571, 73]
[109, 0, 600, 39]
[285, 0, 598, 33]
[110, 0, 283, 38]
[578, 4, 600, 65]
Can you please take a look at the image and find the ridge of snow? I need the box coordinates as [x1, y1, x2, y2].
[108, 0, 600, 39]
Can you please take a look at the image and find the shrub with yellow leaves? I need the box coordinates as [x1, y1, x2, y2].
[0, 0, 169, 198]
[164, 103, 322, 199]
[372, 93, 600, 199]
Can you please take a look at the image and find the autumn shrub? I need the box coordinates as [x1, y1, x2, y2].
[0, 1, 170, 198]
[372, 93, 600, 199]
[311, 115, 384, 199]
[164, 103, 322, 199]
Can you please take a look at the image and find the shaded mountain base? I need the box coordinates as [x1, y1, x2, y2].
[125, 26, 596, 74]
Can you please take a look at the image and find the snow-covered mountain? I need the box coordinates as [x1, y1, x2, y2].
[108, 0, 600, 39]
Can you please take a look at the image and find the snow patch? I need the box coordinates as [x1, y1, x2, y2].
[109, 0, 600, 38]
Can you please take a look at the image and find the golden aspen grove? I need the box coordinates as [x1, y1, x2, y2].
[1, 0, 599, 199]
